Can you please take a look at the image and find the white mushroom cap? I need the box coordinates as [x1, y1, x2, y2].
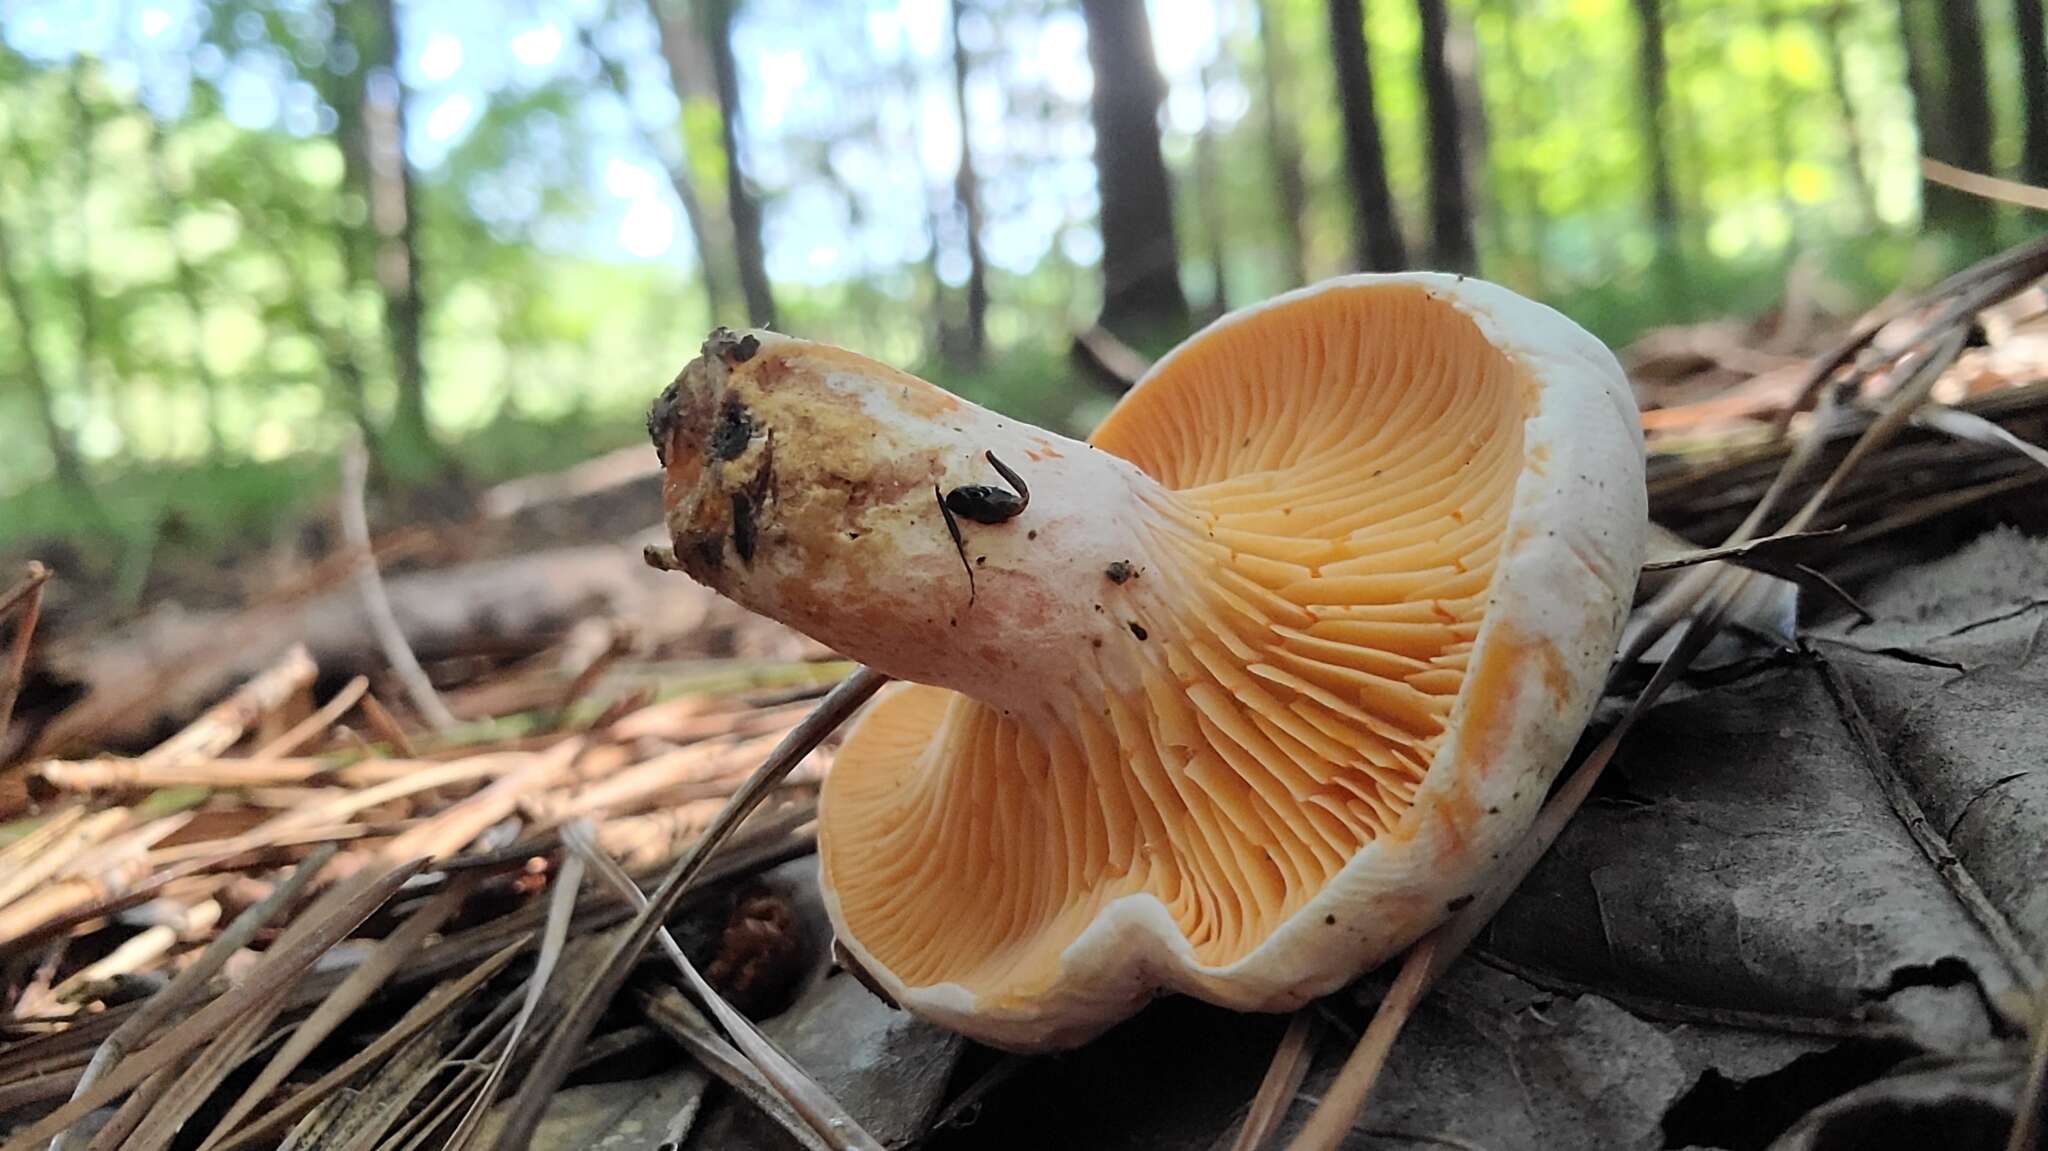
[651, 274, 1646, 1051]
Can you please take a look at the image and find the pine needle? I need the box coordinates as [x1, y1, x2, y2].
[1228, 1010, 1318, 1151]
[443, 851, 585, 1150]
[494, 666, 889, 1150]
[46, 844, 338, 1151]
[200, 878, 474, 1147]
[203, 937, 528, 1151]
[1, 857, 423, 1151]
[562, 818, 885, 1151]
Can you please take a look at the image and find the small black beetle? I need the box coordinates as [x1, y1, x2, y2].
[936, 451, 1031, 608]
[943, 452, 1030, 524]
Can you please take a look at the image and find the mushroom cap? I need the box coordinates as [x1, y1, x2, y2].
[804, 275, 1644, 1050]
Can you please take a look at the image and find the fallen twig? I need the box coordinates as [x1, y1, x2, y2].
[0, 561, 50, 755]
[1922, 157, 2048, 213]
[340, 437, 457, 732]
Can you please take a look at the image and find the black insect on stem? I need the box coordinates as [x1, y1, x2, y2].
[937, 451, 1031, 609]
[943, 451, 1030, 525]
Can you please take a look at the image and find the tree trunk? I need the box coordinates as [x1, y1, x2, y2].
[1821, 3, 1881, 223]
[1893, 0, 1942, 196]
[1415, 0, 1476, 271]
[699, 0, 777, 329]
[1935, 0, 1995, 178]
[2016, 0, 2048, 187]
[1079, 0, 1190, 339]
[1326, 0, 1407, 271]
[1629, 0, 1681, 251]
[317, 1, 385, 455]
[1255, 0, 1311, 287]
[362, 0, 436, 466]
[1899, 0, 1996, 234]
[949, 0, 989, 365]
[146, 116, 226, 457]
[598, 12, 731, 323]
[66, 65, 120, 449]
[1195, 63, 1230, 317]
[0, 211, 91, 496]
[1447, 13, 1496, 264]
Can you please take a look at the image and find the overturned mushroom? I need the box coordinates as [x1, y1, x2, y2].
[648, 275, 1646, 1050]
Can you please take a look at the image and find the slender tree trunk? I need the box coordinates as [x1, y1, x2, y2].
[0, 212, 91, 496]
[1899, 0, 1996, 234]
[1079, 0, 1190, 338]
[318, 2, 384, 454]
[66, 65, 119, 449]
[699, 0, 777, 329]
[1415, 0, 1475, 271]
[363, 0, 436, 464]
[2016, 0, 2048, 186]
[1195, 63, 1230, 317]
[1629, 0, 1680, 254]
[596, 14, 731, 322]
[1821, 3, 1881, 223]
[949, 0, 989, 365]
[1327, 0, 1407, 271]
[1447, 14, 1496, 264]
[145, 116, 226, 457]
[1936, 0, 1996, 178]
[1255, 0, 1311, 287]
[1893, 0, 1942, 195]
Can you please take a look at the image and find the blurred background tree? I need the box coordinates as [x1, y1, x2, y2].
[0, 0, 2041, 566]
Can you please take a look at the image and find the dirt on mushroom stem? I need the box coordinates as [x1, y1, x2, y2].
[649, 327, 1177, 713]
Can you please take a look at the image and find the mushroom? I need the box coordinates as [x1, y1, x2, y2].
[648, 274, 1645, 1051]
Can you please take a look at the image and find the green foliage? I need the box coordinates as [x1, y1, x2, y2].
[1, 0, 2041, 565]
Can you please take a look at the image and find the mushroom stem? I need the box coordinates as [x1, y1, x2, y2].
[652, 328, 1166, 709]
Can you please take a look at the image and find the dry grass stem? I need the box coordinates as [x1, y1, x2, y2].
[340, 438, 458, 732]
[355, 691, 419, 758]
[135, 645, 318, 775]
[637, 987, 839, 1151]
[251, 675, 370, 760]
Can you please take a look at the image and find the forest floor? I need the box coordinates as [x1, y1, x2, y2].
[0, 235, 2045, 1150]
